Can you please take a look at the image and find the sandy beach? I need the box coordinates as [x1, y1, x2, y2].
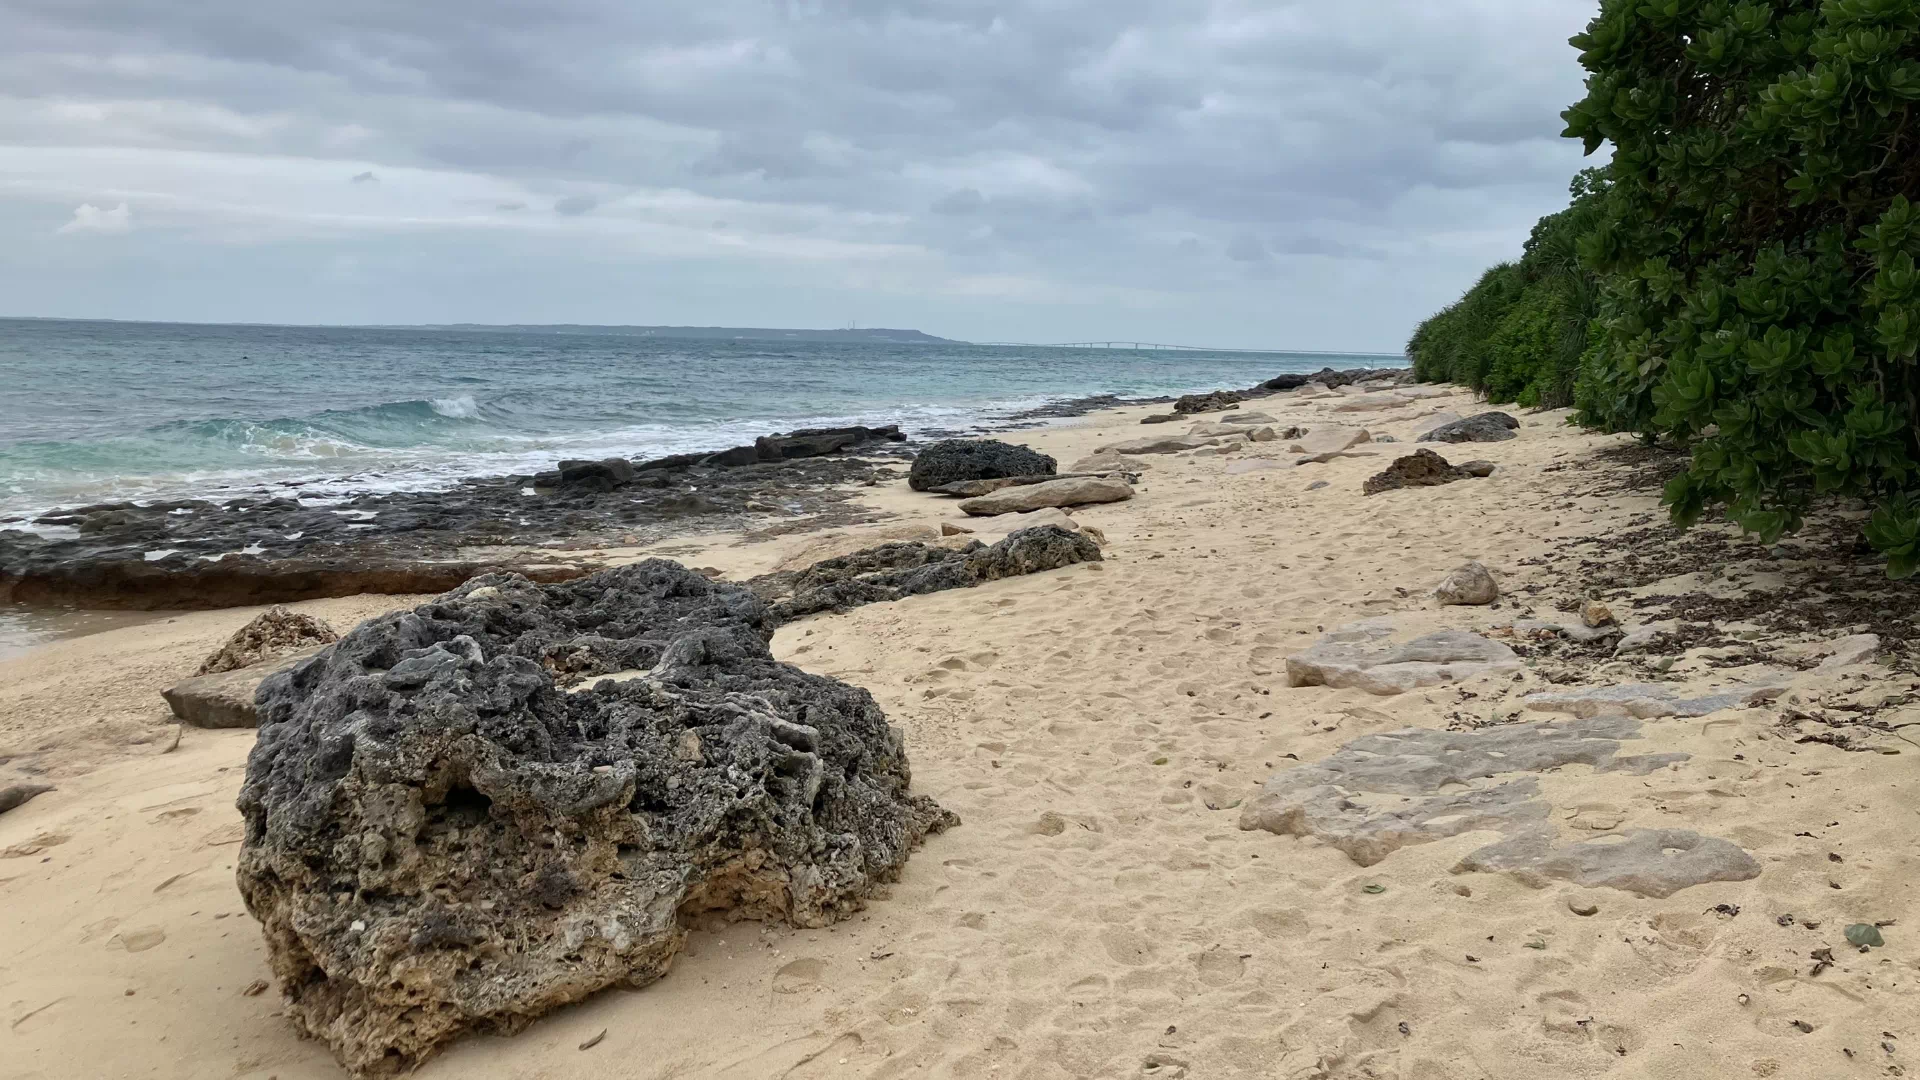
[3, 385, 1915, 1080]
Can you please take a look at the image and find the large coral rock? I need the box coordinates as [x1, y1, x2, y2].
[1361, 449, 1484, 495]
[197, 605, 338, 675]
[1173, 390, 1246, 414]
[907, 439, 1056, 492]
[235, 564, 956, 1075]
[752, 525, 1102, 621]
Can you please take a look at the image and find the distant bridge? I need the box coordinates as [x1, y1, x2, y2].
[972, 341, 1403, 356]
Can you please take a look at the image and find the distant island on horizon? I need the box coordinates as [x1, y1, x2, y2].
[390, 323, 961, 345]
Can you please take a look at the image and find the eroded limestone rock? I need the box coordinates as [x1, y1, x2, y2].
[751, 525, 1102, 621]
[1362, 449, 1484, 496]
[1416, 412, 1520, 444]
[1239, 716, 1758, 896]
[197, 606, 339, 675]
[1434, 561, 1498, 606]
[1287, 621, 1521, 695]
[236, 564, 956, 1075]
[1524, 679, 1790, 719]
[958, 476, 1133, 516]
[907, 440, 1056, 492]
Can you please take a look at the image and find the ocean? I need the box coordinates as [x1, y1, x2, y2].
[0, 317, 1405, 525]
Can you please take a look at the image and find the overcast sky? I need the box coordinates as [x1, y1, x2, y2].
[0, 0, 1600, 349]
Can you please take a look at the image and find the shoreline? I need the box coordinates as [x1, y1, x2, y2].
[3, 378, 1912, 1079]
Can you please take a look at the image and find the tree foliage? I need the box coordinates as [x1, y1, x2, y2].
[1563, 0, 1920, 576]
[1408, 171, 1608, 408]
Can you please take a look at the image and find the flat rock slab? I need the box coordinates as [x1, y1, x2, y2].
[959, 477, 1134, 516]
[927, 472, 1125, 498]
[1288, 428, 1371, 456]
[1239, 715, 1756, 896]
[1287, 621, 1521, 695]
[162, 645, 332, 728]
[1817, 633, 1880, 670]
[1240, 714, 1686, 866]
[1095, 435, 1221, 455]
[1224, 458, 1291, 476]
[1524, 679, 1791, 719]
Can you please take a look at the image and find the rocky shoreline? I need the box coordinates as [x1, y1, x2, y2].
[0, 368, 1401, 611]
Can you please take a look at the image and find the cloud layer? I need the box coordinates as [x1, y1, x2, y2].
[0, 0, 1601, 347]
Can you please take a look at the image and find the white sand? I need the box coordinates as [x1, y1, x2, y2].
[2, 388, 1915, 1079]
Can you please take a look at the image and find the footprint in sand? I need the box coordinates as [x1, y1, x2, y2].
[1193, 946, 1247, 986]
[2, 832, 70, 858]
[772, 957, 827, 994]
[108, 927, 167, 953]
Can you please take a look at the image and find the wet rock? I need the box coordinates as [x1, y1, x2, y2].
[958, 477, 1132, 516]
[753, 425, 905, 462]
[165, 645, 333, 728]
[0, 783, 54, 816]
[1416, 412, 1520, 444]
[907, 440, 1057, 492]
[1524, 679, 1791, 719]
[755, 525, 1102, 621]
[237, 564, 955, 1075]
[1173, 390, 1245, 414]
[1362, 449, 1483, 496]
[197, 606, 340, 676]
[1435, 561, 1499, 606]
[1287, 620, 1521, 695]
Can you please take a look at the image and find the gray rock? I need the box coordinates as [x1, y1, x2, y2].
[1094, 434, 1221, 455]
[1612, 624, 1671, 655]
[162, 645, 332, 728]
[0, 782, 54, 816]
[1816, 633, 1880, 671]
[958, 476, 1133, 516]
[1434, 561, 1498, 605]
[237, 563, 956, 1075]
[1524, 679, 1791, 719]
[1306, 481, 1329, 491]
[754, 525, 1102, 621]
[908, 439, 1056, 492]
[1455, 828, 1761, 899]
[1139, 414, 1182, 425]
[197, 605, 339, 675]
[1460, 460, 1497, 477]
[1173, 390, 1245, 414]
[1287, 622, 1522, 695]
[1239, 714, 1690, 868]
[1416, 412, 1520, 444]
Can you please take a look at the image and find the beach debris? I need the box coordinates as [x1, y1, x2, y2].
[908, 439, 1056, 492]
[1362, 449, 1489, 495]
[0, 783, 54, 816]
[1523, 679, 1791, 719]
[196, 606, 339, 676]
[578, 1029, 607, 1051]
[1416, 412, 1520, 444]
[959, 477, 1133, 516]
[1846, 923, 1886, 948]
[1286, 619, 1521, 695]
[163, 646, 332, 729]
[237, 563, 955, 1076]
[751, 525, 1102, 622]
[1173, 390, 1245, 414]
[1239, 714, 1754, 896]
[1434, 561, 1500, 606]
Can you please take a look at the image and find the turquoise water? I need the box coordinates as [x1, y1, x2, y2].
[0, 318, 1404, 519]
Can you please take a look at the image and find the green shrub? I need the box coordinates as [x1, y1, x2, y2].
[1562, 0, 1920, 575]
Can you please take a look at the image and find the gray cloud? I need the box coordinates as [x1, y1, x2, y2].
[350, 170, 377, 183]
[0, 0, 1601, 347]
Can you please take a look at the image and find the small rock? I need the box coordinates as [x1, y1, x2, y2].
[1306, 481, 1329, 491]
[0, 783, 54, 816]
[243, 979, 270, 996]
[940, 522, 973, 536]
[1434, 561, 1499, 606]
[1581, 600, 1616, 628]
[1568, 899, 1599, 917]
[1817, 634, 1880, 671]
